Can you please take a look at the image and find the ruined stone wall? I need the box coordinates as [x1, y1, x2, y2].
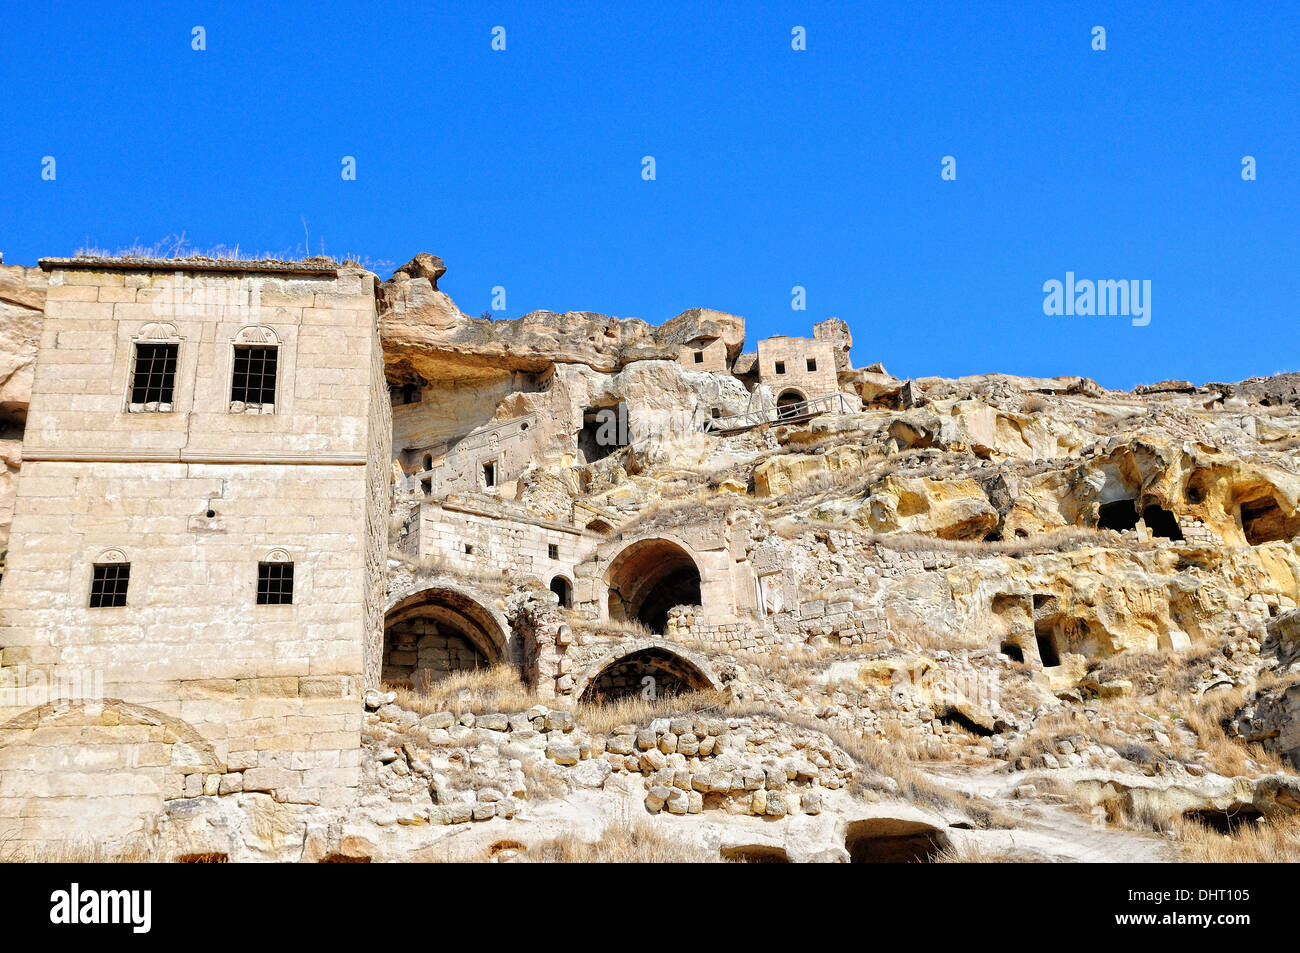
[405, 413, 548, 498]
[415, 499, 594, 586]
[677, 337, 728, 374]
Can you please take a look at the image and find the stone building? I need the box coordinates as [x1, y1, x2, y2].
[0, 257, 391, 844]
[0, 251, 862, 848]
[756, 335, 841, 414]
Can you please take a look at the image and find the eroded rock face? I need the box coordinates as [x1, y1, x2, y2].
[0, 264, 45, 554]
[380, 254, 746, 384]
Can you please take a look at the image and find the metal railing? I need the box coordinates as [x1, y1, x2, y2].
[702, 392, 850, 433]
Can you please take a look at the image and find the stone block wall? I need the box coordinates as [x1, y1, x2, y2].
[756, 336, 840, 402]
[415, 499, 595, 586]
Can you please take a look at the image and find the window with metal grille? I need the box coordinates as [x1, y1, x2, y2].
[231, 345, 278, 407]
[89, 563, 130, 608]
[130, 342, 178, 406]
[548, 544, 559, 560]
[256, 562, 294, 605]
[806, 358, 817, 372]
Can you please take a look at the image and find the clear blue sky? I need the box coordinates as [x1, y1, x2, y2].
[1, 1, 1296, 389]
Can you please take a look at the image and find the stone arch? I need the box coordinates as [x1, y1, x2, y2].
[383, 582, 512, 689]
[604, 536, 703, 634]
[574, 639, 719, 703]
[549, 574, 572, 608]
[776, 388, 807, 419]
[0, 699, 223, 847]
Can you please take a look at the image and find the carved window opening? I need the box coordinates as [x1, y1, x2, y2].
[90, 562, 130, 608]
[257, 561, 294, 605]
[129, 342, 178, 411]
[231, 345, 278, 411]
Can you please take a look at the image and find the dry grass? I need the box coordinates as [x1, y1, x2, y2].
[565, 614, 658, 642]
[389, 665, 540, 717]
[0, 837, 160, 863]
[575, 688, 732, 735]
[531, 813, 721, 863]
[933, 840, 1047, 863]
[788, 714, 1015, 828]
[1080, 650, 1291, 777]
[1171, 812, 1300, 862]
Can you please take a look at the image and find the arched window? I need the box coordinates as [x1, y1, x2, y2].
[230, 326, 280, 413]
[127, 324, 182, 413]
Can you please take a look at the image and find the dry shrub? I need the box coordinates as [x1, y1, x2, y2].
[390, 665, 539, 717]
[575, 688, 732, 735]
[1, 834, 161, 863]
[566, 615, 658, 641]
[933, 840, 1048, 863]
[532, 814, 720, 863]
[1172, 813, 1300, 862]
[791, 715, 1015, 828]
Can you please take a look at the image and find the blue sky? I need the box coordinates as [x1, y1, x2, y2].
[1, 1, 1296, 389]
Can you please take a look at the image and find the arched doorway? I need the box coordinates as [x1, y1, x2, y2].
[383, 587, 507, 689]
[549, 575, 572, 608]
[605, 538, 702, 634]
[578, 646, 714, 703]
[776, 389, 806, 419]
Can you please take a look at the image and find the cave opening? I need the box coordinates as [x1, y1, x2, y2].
[1183, 807, 1264, 835]
[845, 819, 947, 863]
[1142, 504, 1184, 540]
[1240, 496, 1299, 545]
[1098, 499, 1140, 531]
[578, 403, 629, 463]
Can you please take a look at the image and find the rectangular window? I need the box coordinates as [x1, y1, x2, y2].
[806, 358, 817, 372]
[256, 562, 294, 605]
[89, 563, 130, 608]
[231, 345, 278, 408]
[548, 544, 559, 560]
[693, 351, 704, 364]
[774, 361, 786, 374]
[130, 342, 178, 407]
[483, 462, 496, 488]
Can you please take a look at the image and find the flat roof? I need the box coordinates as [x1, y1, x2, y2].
[38, 256, 339, 276]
